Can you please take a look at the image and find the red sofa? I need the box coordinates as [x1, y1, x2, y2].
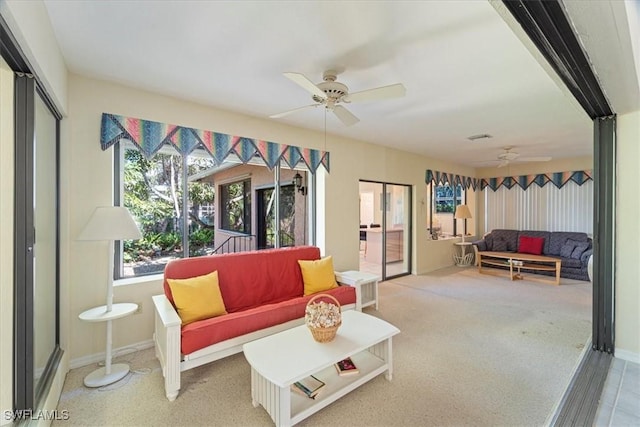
[152, 246, 357, 401]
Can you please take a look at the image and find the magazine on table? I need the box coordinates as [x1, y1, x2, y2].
[291, 375, 325, 399]
[334, 357, 359, 376]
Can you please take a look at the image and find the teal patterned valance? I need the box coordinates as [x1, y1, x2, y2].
[426, 170, 478, 190]
[100, 113, 330, 173]
[479, 170, 592, 191]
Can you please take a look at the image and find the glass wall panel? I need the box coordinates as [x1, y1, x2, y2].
[33, 91, 58, 398]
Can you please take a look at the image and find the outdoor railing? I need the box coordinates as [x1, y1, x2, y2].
[212, 234, 255, 254]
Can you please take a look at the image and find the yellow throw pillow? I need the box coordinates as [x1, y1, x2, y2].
[167, 271, 227, 325]
[298, 256, 339, 296]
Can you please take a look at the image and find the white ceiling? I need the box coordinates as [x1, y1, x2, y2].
[43, 0, 603, 167]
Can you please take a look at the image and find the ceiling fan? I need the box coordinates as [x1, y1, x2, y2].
[270, 70, 406, 126]
[477, 146, 552, 168]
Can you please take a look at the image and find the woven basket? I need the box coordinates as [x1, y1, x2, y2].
[305, 293, 341, 343]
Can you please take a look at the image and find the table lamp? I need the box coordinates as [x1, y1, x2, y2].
[78, 206, 142, 387]
[454, 204, 472, 242]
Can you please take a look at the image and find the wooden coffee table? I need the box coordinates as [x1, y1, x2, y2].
[478, 251, 562, 285]
[243, 310, 400, 426]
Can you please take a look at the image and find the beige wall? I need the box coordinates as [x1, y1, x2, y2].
[615, 110, 640, 361]
[0, 0, 68, 114]
[0, 55, 15, 426]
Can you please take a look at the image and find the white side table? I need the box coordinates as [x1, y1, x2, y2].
[335, 270, 380, 310]
[453, 242, 474, 267]
[79, 302, 138, 387]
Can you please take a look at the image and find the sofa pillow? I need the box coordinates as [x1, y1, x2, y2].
[560, 240, 578, 258]
[518, 236, 545, 255]
[298, 256, 339, 296]
[167, 270, 227, 325]
[571, 242, 590, 260]
[492, 238, 508, 252]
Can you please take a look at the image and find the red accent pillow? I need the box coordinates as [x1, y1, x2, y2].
[518, 236, 545, 255]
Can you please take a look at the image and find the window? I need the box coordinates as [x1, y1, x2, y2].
[220, 178, 251, 234]
[116, 142, 314, 279]
[427, 183, 465, 238]
[116, 143, 216, 278]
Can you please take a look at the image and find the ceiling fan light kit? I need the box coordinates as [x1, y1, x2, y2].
[271, 70, 406, 126]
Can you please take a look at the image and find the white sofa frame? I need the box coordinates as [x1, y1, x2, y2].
[152, 282, 362, 401]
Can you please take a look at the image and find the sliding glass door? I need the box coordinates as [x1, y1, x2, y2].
[359, 180, 411, 280]
[384, 184, 411, 278]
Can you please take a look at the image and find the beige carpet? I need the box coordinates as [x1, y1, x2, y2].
[54, 267, 591, 426]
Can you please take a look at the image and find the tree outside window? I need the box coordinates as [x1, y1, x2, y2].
[118, 146, 215, 278]
[428, 183, 465, 237]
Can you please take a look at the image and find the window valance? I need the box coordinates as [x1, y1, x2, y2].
[425, 169, 478, 190]
[100, 113, 330, 173]
[479, 170, 592, 191]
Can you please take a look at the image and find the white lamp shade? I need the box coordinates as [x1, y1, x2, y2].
[78, 206, 142, 241]
[454, 204, 472, 219]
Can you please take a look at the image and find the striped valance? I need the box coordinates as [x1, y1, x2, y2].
[479, 170, 592, 191]
[100, 113, 330, 173]
[426, 170, 478, 190]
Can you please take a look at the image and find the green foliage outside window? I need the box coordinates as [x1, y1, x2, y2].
[122, 148, 216, 271]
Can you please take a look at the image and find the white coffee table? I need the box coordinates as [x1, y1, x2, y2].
[243, 310, 400, 427]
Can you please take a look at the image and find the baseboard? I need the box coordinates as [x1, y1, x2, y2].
[614, 348, 640, 364]
[69, 339, 155, 370]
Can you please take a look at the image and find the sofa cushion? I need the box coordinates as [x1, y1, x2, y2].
[560, 240, 578, 258]
[493, 238, 508, 252]
[519, 231, 551, 254]
[571, 242, 590, 260]
[484, 235, 494, 251]
[164, 246, 321, 313]
[180, 285, 356, 355]
[548, 232, 590, 256]
[489, 229, 519, 252]
[298, 256, 339, 296]
[167, 271, 227, 326]
[518, 236, 545, 255]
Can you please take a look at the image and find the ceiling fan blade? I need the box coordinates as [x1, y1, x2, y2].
[269, 104, 319, 119]
[518, 156, 552, 162]
[283, 72, 327, 100]
[345, 83, 406, 103]
[497, 160, 510, 168]
[332, 105, 360, 126]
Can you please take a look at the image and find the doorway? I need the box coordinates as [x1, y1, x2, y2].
[256, 184, 296, 249]
[359, 180, 412, 280]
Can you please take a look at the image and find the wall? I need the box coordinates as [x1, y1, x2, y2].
[0, 0, 68, 114]
[615, 110, 640, 362]
[64, 73, 474, 361]
[0, 55, 15, 427]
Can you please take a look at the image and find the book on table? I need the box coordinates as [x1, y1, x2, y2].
[334, 357, 359, 376]
[291, 375, 325, 399]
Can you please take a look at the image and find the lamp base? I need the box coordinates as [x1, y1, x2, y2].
[83, 363, 130, 387]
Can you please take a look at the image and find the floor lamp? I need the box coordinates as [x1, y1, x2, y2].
[454, 204, 472, 242]
[78, 206, 142, 387]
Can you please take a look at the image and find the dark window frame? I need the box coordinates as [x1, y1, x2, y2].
[219, 178, 252, 234]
